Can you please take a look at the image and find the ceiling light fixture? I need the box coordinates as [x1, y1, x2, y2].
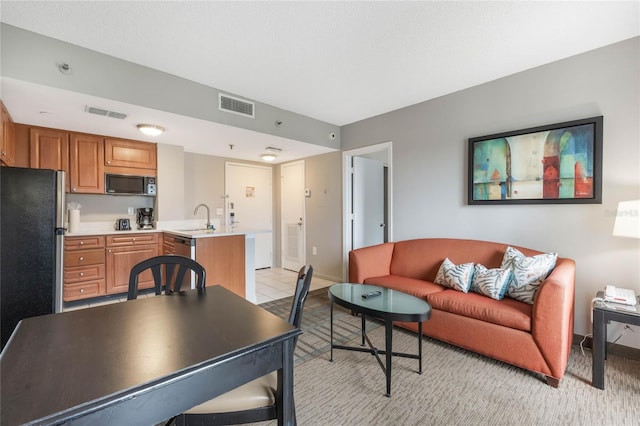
[137, 124, 165, 136]
[261, 147, 281, 162]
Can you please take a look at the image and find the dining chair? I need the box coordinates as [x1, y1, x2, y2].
[172, 264, 313, 426]
[127, 255, 206, 300]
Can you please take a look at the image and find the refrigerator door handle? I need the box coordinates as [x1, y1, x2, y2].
[56, 171, 66, 231]
[55, 171, 66, 313]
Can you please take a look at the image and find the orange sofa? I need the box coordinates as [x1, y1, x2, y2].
[348, 238, 575, 387]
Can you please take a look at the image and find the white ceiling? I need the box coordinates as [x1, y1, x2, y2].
[1, 1, 638, 162]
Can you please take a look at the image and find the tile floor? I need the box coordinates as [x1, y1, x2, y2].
[254, 267, 335, 304]
[64, 267, 335, 311]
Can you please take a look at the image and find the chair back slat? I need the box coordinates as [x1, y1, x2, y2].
[288, 265, 313, 329]
[128, 255, 206, 300]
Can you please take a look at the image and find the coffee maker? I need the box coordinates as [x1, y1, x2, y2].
[136, 208, 154, 230]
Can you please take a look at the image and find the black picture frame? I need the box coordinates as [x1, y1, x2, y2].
[468, 116, 603, 205]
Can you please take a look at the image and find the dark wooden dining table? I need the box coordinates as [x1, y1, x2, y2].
[1, 285, 301, 425]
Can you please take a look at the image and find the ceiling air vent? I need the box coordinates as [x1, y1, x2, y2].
[84, 106, 127, 120]
[219, 93, 255, 118]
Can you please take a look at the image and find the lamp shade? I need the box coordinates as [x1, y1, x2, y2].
[613, 200, 640, 239]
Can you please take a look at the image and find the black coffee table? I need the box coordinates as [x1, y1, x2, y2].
[328, 283, 432, 396]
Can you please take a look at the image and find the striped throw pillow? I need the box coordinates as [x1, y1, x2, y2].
[471, 264, 512, 300]
[501, 246, 557, 304]
[434, 258, 474, 293]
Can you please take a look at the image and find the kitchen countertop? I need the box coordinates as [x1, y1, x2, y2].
[163, 228, 264, 239]
[66, 224, 269, 239]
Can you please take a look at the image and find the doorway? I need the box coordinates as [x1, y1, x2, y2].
[342, 142, 392, 279]
[280, 160, 306, 272]
[224, 162, 273, 269]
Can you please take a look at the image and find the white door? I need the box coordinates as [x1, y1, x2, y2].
[225, 162, 272, 269]
[352, 156, 385, 250]
[281, 160, 305, 272]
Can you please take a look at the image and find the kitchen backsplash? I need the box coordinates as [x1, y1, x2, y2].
[66, 193, 154, 223]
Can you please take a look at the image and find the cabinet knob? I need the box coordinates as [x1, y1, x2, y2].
[80, 288, 85, 293]
[72, 188, 77, 192]
[79, 256, 84, 261]
[79, 272, 84, 276]
[106, 160, 111, 164]
[132, 238, 136, 242]
[80, 241, 84, 245]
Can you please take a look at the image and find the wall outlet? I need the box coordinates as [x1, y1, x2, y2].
[127, 207, 134, 215]
[312, 246, 317, 256]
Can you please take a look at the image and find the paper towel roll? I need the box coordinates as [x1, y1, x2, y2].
[69, 209, 80, 233]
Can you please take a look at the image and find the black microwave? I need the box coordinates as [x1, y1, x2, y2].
[105, 174, 157, 196]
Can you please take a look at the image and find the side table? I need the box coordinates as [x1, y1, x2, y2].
[592, 292, 640, 389]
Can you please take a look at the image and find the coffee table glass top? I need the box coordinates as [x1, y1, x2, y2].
[329, 283, 431, 317]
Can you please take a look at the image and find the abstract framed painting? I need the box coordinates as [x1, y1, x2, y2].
[468, 116, 603, 205]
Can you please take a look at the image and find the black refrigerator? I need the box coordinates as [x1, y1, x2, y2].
[1, 167, 66, 350]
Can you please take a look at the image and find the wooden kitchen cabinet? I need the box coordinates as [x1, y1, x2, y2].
[29, 127, 70, 191]
[162, 233, 176, 255]
[64, 236, 106, 301]
[104, 138, 157, 174]
[69, 133, 104, 194]
[1, 100, 16, 166]
[105, 233, 159, 294]
[195, 235, 245, 298]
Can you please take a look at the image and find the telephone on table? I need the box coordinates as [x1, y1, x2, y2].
[604, 285, 637, 306]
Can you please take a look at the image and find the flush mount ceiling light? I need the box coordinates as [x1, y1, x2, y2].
[137, 124, 165, 136]
[261, 146, 281, 162]
[261, 153, 277, 162]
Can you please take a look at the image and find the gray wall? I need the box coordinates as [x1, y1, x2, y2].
[341, 37, 640, 349]
[1, 23, 340, 148]
[303, 151, 344, 281]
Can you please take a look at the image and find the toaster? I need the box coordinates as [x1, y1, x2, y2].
[114, 218, 131, 231]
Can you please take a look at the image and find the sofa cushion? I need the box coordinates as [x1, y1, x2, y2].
[501, 246, 557, 304]
[434, 258, 474, 293]
[363, 275, 444, 300]
[470, 264, 511, 300]
[427, 289, 532, 332]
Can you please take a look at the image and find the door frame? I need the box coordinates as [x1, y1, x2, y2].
[342, 141, 393, 281]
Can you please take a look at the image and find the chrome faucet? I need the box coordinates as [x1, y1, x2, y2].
[194, 204, 211, 229]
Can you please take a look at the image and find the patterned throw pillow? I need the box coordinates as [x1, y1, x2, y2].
[470, 264, 511, 300]
[501, 246, 558, 304]
[434, 258, 474, 293]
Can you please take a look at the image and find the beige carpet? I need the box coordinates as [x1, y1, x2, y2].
[289, 326, 639, 425]
[258, 292, 639, 425]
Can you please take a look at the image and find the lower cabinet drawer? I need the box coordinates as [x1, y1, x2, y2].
[65, 249, 105, 267]
[63, 279, 106, 301]
[64, 264, 105, 284]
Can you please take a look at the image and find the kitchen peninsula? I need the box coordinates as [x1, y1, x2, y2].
[64, 226, 260, 306]
[163, 227, 258, 302]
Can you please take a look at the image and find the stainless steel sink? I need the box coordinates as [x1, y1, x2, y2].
[174, 228, 215, 235]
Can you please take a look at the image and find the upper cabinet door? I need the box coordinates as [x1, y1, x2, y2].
[104, 138, 157, 171]
[1, 101, 16, 166]
[69, 133, 104, 194]
[29, 128, 70, 191]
